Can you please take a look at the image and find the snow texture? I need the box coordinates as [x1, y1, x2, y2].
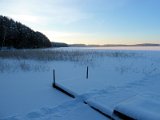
[114, 94, 160, 120]
[1, 47, 160, 119]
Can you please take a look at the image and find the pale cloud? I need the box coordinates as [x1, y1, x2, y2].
[41, 30, 117, 45]
[41, 30, 91, 42]
[0, 0, 91, 25]
[8, 14, 39, 24]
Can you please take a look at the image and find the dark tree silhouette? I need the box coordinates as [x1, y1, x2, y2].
[0, 15, 51, 49]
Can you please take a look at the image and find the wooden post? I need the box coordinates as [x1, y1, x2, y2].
[86, 66, 88, 79]
[52, 69, 75, 98]
[52, 69, 55, 87]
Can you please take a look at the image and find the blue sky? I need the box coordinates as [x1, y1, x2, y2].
[0, 0, 160, 45]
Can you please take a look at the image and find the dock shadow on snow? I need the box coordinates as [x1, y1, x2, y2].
[53, 82, 160, 120]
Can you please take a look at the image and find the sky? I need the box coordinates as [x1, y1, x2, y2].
[0, 0, 160, 45]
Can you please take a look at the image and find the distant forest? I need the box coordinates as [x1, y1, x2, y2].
[51, 42, 68, 47]
[0, 15, 51, 49]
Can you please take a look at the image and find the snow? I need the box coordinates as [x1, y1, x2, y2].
[86, 88, 138, 116]
[113, 94, 160, 120]
[1, 47, 160, 119]
[0, 60, 107, 120]
[0, 72, 71, 118]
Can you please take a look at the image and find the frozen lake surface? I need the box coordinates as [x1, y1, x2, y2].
[1, 47, 160, 119]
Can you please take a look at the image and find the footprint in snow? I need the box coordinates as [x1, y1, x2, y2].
[26, 111, 43, 119]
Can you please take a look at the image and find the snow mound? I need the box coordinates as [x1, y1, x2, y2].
[86, 88, 137, 117]
[2, 99, 107, 120]
[113, 93, 160, 120]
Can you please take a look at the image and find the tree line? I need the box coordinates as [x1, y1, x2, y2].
[0, 15, 51, 49]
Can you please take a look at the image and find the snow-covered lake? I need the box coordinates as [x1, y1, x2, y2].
[1, 47, 160, 119]
[90, 46, 160, 51]
[51, 46, 160, 51]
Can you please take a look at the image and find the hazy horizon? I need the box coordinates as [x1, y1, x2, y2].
[1, 0, 160, 45]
